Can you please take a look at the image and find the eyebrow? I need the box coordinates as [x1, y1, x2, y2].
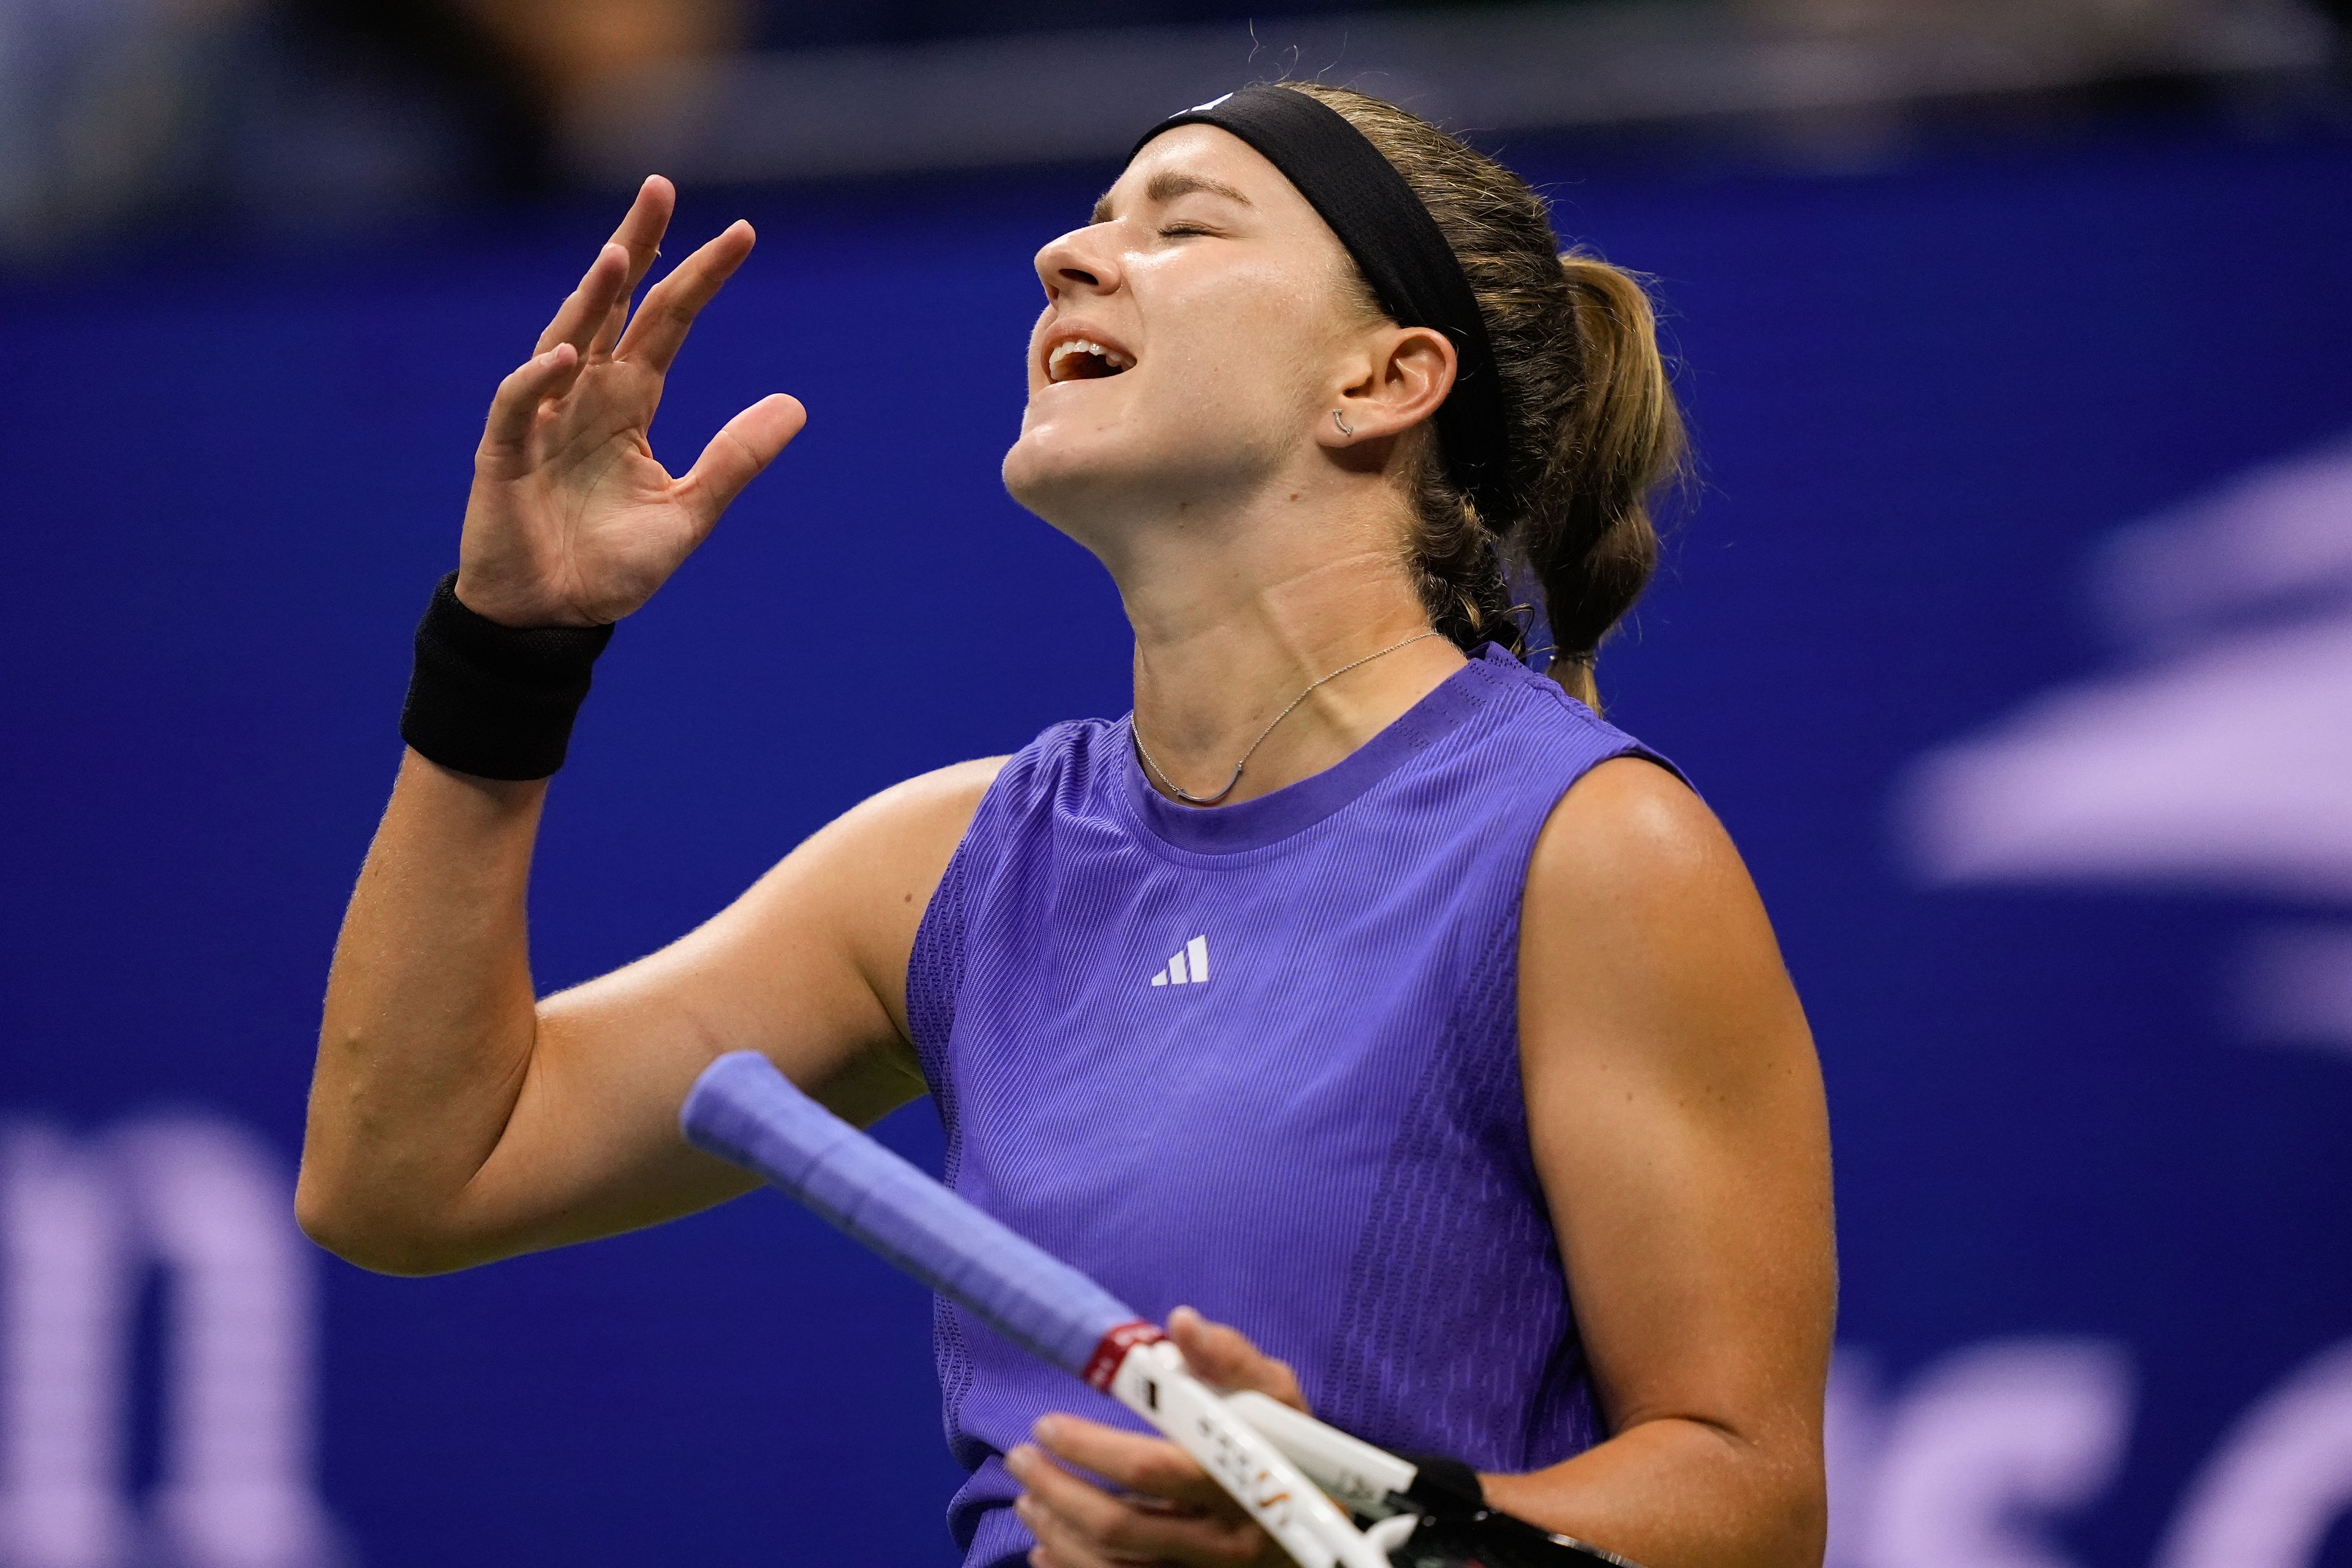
[1091, 170, 1254, 225]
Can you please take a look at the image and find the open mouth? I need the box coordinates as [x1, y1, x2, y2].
[1046, 337, 1136, 383]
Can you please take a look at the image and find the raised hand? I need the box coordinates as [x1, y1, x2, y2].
[1006, 1307, 1310, 1568]
[456, 176, 807, 628]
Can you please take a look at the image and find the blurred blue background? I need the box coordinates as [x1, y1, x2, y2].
[2, 2, 2350, 1566]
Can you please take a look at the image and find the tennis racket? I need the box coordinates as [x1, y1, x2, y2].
[680, 1050, 1638, 1568]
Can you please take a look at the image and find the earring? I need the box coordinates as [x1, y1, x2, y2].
[1332, 410, 1354, 437]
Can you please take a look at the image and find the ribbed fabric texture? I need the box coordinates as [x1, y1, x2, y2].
[907, 646, 1675, 1568]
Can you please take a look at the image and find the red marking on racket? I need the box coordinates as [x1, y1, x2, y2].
[1082, 1319, 1165, 1390]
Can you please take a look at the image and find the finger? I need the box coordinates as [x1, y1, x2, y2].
[1169, 1306, 1305, 1408]
[588, 175, 677, 357]
[614, 219, 756, 375]
[480, 343, 579, 454]
[533, 243, 632, 358]
[674, 393, 805, 532]
[1024, 1501, 1234, 1568]
[1030, 1416, 1227, 1512]
[1011, 1466, 1140, 1559]
[1014, 1453, 1258, 1566]
[1015, 1496, 1125, 1568]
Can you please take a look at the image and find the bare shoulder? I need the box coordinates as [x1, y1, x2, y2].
[1528, 755, 1752, 921]
[551, 753, 1008, 1002]
[787, 755, 1010, 934]
[548, 755, 1013, 1121]
[821, 755, 1009, 861]
[1520, 755, 1800, 1081]
[786, 756, 1010, 1022]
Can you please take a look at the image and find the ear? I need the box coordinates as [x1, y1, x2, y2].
[1320, 325, 1457, 449]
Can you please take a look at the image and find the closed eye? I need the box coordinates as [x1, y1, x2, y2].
[1158, 224, 1213, 239]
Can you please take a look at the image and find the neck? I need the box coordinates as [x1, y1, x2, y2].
[1086, 475, 1467, 807]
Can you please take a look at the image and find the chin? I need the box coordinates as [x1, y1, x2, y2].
[1001, 426, 1137, 537]
[1003, 400, 1276, 545]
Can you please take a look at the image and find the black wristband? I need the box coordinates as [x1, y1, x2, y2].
[1398, 1452, 1485, 1515]
[399, 572, 614, 781]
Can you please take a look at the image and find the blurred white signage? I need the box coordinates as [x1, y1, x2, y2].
[1830, 1340, 2352, 1568]
[0, 1116, 344, 1568]
[1899, 434, 2352, 1055]
[1875, 436, 2352, 1563]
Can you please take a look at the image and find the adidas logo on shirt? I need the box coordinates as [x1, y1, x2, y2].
[1149, 936, 1211, 987]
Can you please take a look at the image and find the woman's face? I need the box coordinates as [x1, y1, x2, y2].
[1001, 124, 1379, 538]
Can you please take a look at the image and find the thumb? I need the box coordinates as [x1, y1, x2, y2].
[1169, 1305, 1306, 1410]
[676, 393, 807, 533]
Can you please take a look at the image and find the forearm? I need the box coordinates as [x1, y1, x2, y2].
[1480, 1415, 1825, 1568]
[298, 748, 549, 1272]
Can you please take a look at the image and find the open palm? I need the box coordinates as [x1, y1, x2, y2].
[456, 176, 805, 628]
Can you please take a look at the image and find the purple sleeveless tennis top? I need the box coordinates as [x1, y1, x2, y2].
[906, 644, 1675, 1567]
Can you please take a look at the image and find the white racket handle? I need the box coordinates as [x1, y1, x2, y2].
[1107, 1341, 1389, 1568]
[1225, 1390, 1419, 1518]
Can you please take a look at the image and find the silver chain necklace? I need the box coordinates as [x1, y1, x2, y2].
[1131, 629, 1444, 806]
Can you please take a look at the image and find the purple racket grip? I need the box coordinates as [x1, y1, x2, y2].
[681, 1052, 1145, 1381]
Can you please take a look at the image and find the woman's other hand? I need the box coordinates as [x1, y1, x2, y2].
[1008, 1306, 1307, 1568]
[457, 175, 806, 628]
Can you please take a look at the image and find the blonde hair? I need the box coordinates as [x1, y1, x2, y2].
[1283, 83, 1687, 709]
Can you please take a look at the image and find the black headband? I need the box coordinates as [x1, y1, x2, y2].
[1130, 86, 1515, 528]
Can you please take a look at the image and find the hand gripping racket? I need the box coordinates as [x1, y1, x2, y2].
[680, 1052, 1637, 1568]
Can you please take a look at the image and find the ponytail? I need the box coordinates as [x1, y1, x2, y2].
[1536, 254, 1684, 708]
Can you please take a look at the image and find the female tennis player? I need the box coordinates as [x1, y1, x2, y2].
[300, 83, 1834, 1568]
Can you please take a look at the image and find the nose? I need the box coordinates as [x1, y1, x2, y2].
[1033, 224, 1122, 301]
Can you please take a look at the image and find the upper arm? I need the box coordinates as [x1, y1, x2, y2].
[1517, 757, 1834, 1452]
[452, 756, 1005, 1261]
